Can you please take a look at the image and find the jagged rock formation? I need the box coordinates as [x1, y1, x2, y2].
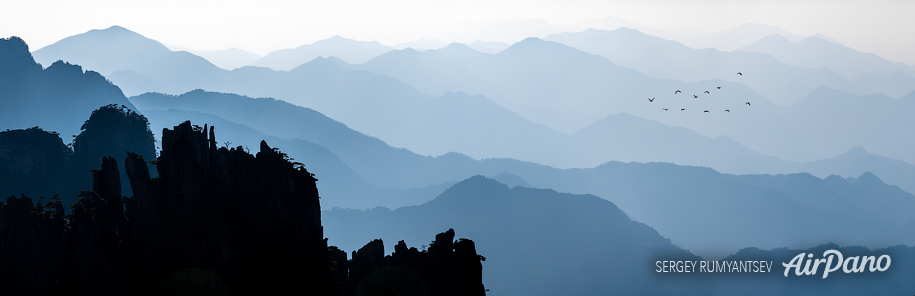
[0, 104, 156, 208]
[348, 229, 486, 296]
[0, 120, 485, 296]
[73, 104, 157, 197]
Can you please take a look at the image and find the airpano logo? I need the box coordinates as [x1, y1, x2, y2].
[782, 250, 891, 279]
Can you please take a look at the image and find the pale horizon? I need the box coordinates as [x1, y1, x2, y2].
[2, 0, 914, 65]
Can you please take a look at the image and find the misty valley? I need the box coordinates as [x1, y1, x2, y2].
[2, 23, 915, 295]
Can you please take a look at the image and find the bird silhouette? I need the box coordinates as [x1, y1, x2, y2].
[675, 90, 681, 94]
[704, 110, 710, 113]
[717, 86, 721, 89]
[737, 72, 742, 76]
[704, 90, 710, 94]
[693, 95, 699, 98]
[725, 109, 730, 112]
[745, 102, 751, 106]
[663, 108, 668, 111]
[681, 108, 686, 111]
[649, 98, 655, 102]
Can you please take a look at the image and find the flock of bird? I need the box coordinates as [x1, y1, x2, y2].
[647, 72, 751, 113]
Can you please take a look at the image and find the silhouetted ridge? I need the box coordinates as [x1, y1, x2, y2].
[0, 37, 135, 141]
[0, 120, 485, 295]
[427, 175, 512, 209]
[0, 36, 41, 73]
[348, 229, 485, 296]
[0, 104, 155, 209]
[0, 127, 74, 202]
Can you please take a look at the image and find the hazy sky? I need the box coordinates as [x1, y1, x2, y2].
[2, 0, 914, 64]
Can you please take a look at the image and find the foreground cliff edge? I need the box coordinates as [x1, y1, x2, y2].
[0, 120, 486, 296]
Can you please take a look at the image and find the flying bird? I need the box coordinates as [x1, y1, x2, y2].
[725, 110, 730, 112]
[675, 90, 681, 94]
[704, 90, 710, 94]
[649, 98, 655, 102]
[693, 95, 699, 98]
[737, 72, 743, 76]
[704, 110, 710, 113]
[663, 108, 668, 111]
[681, 108, 686, 111]
[717, 86, 721, 89]
[746, 102, 751, 106]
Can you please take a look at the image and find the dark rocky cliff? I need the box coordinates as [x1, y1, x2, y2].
[0, 120, 485, 295]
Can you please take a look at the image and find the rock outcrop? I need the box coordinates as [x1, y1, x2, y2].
[0, 120, 486, 296]
[348, 229, 486, 296]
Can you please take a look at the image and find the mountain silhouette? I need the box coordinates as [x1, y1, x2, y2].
[323, 175, 704, 295]
[32, 26, 226, 96]
[569, 113, 799, 173]
[138, 107, 455, 209]
[685, 23, 806, 51]
[544, 27, 854, 105]
[252, 35, 393, 70]
[28, 29, 915, 187]
[352, 36, 784, 135]
[1, 104, 157, 211]
[802, 146, 915, 196]
[738, 34, 915, 78]
[184, 47, 261, 70]
[0, 36, 136, 140]
[462, 40, 509, 54]
[130, 89, 809, 188]
[0, 120, 486, 295]
[392, 38, 448, 51]
[0, 127, 74, 205]
[484, 161, 915, 258]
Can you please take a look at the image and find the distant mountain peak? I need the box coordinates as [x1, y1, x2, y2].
[843, 146, 870, 156]
[0, 36, 41, 71]
[85, 25, 149, 40]
[1, 35, 32, 56]
[418, 175, 516, 211]
[437, 42, 486, 57]
[1, 35, 28, 48]
[103, 25, 129, 31]
[439, 175, 510, 198]
[441, 42, 474, 51]
[854, 171, 886, 186]
[757, 33, 793, 43]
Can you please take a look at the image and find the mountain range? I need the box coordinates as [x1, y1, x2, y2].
[737, 34, 915, 79]
[323, 175, 704, 295]
[5, 31, 915, 295]
[31, 26, 915, 168]
[0, 36, 136, 139]
[252, 35, 393, 70]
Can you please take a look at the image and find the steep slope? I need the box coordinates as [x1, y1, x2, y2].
[0, 36, 136, 140]
[32, 26, 225, 96]
[129, 90, 483, 189]
[0, 105, 157, 210]
[138, 108, 451, 209]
